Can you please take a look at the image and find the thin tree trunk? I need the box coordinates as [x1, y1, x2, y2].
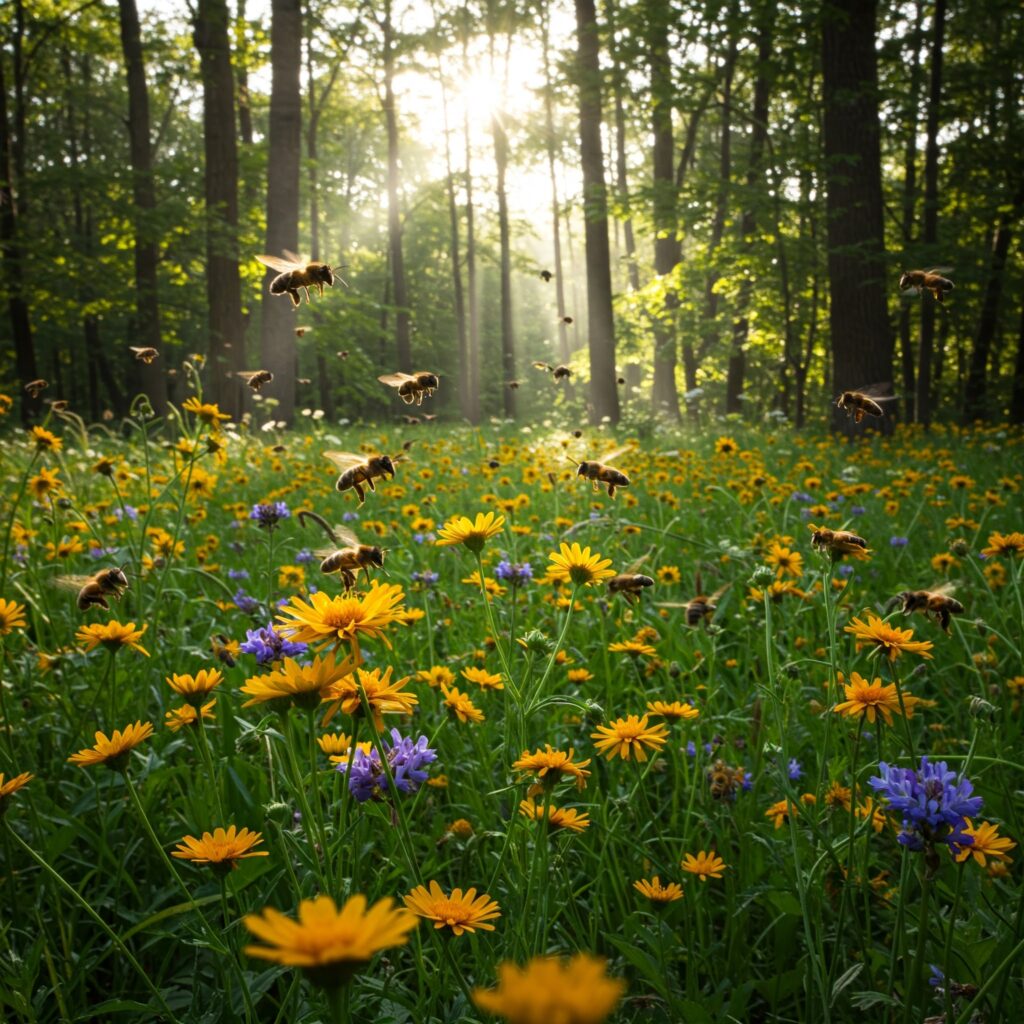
[574, 0, 619, 425]
[1011, 295, 1024, 425]
[234, 0, 254, 146]
[915, 0, 945, 426]
[607, 0, 639, 293]
[117, 0, 168, 415]
[259, 0, 302, 423]
[461, 20, 480, 423]
[820, 0, 892, 433]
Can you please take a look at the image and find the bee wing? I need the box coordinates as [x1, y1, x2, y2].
[924, 266, 953, 275]
[928, 582, 958, 597]
[850, 382, 895, 399]
[53, 575, 91, 592]
[255, 254, 302, 273]
[334, 525, 361, 548]
[378, 373, 416, 387]
[654, 601, 690, 608]
[900, 285, 922, 297]
[323, 450, 365, 472]
[621, 552, 650, 574]
[281, 249, 309, 265]
[390, 451, 410, 464]
[597, 445, 634, 465]
[708, 584, 731, 603]
[533, 361, 553, 372]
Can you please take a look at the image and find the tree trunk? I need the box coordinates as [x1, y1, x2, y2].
[914, 0, 945, 426]
[117, 0, 168, 415]
[259, 0, 302, 424]
[383, 0, 411, 373]
[194, 0, 246, 417]
[820, 0, 892, 433]
[607, 0, 639, 293]
[461, 19, 481, 423]
[1011, 296, 1024, 425]
[234, 0, 255, 146]
[725, 14, 772, 415]
[574, 0, 619, 425]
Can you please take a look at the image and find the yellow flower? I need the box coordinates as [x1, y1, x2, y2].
[27, 466, 62, 500]
[608, 639, 656, 657]
[241, 651, 355, 710]
[448, 818, 474, 838]
[981, 531, 1024, 558]
[0, 772, 33, 815]
[75, 620, 149, 656]
[646, 700, 699, 722]
[546, 542, 615, 586]
[321, 665, 418, 728]
[317, 732, 353, 756]
[167, 668, 224, 707]
[416, 665, 455, 688]
[765, 542, 804, 579]
[44, 537, 85, 560]
[278, 564, 306, 590]
[0, 599, 28, 636]
[513, 745, 592, 790]
[276, 582, 407, 653]
[832, 672, 918, 725]
[441, 684, 485, 723]
[633, 877, 684, 903]
[182, 397, 230, 427]
[844, 612, 934, 661]
[930, 552, 958, 574]
[403, 881, 501, 936]
[681, 850, 726, 881]
[30, 425, 62, 452]
[518, 800, 590, 833]
[567, 667, 594, 684]
[825, 781, 853, 812]
[764, 798, 799, 829]
[172, 826, 268, 874]
[472, 953, 625, 1024]
[591, 714, 668, 761]
[435, 511, 505, 552]
[461, 666, 504, 691]
[165, 700, 216, 731]
[656, 565, 682, 584]
[243, 894, 418, 987]
[68, 721, 154, 771]
[715, 437, 739, 455]
[953, 820, 1016, 868]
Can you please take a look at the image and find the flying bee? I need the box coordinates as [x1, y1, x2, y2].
[255, 251, 341, 306]
[539, 269, 553, 282]
[561, 315, 574, 325]
[899, 267, 953, 303]
[402, 415, 421, 425]
[707, 758, 745, 801]
[238, 370, 273, 392]
[895, 584, 964, 633]
[210, 633, 237, 668]
[422, 414, 437, 422]
[297, 377, 312, 386]
[317, 526, 387, 593]
[617, 377, 626, 386]
[507, 380, 520, 390]
[533, 361, 572, 382]
[607, 556, 655, 605]
[378, 371, 440, 406]
[835, 382, 897, 423]
[56, 565, 130, 611]
[808, 523, 870, 560]
[337, 350, 349, 360]
[130, 346, 159, 364]
[567, 445, 632, 498]
[324, 450, 407, 505]
[25, 379, 48, 398]
[294, 326, 312, 337]
[657, 572, 729, 627]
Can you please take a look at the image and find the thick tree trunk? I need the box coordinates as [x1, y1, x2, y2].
[117, 0, 168, 415]
[194, 0, 246, 417]
[259, 0, 302, 423]
[914, 0, 945, 426]
[574, 0, 619, 425]
[1011, 296, 1024, 425]
[607, 0, 639, 294]
[820, 0, 892, 433]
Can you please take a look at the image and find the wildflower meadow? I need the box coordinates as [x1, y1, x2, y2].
[1, 389, 1022, 1024]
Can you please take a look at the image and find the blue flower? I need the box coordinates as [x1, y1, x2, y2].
[788, 758, 804, 781]
[850, 505, 866, 516]
[890, 536, 909, 548]
[342, 511, 359, 522]
[294, 548, 316, 564]
[240, 623, 308, 665]
[114, 505, 138, 521]
[411, 570, 440, 586]
[228, 568, 250, 580]
[338, 730, 437, 803]
[494, 560, 533, 584]
[250, 502, 290, 530]
[233, 588, 261, 615]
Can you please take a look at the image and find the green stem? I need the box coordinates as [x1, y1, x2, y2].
[903, 864, 933, 1024]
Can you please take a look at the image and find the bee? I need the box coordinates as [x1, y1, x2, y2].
[294, 326, 312, 337]
[297, 377, 312, 386]
[899, 267, 953, 303]
[422, 414, 437, 422]
[567, 446, 632, 498]
[507, 380, 520, 390]
[539, 269, 553, 282]
[402, 415, 421, 425]
[896, 584, 964, 633]
[617, 377, 626, 386]
[25, 379, 48, 398]
[561, 316, 574, 325]
[255, 251, 339, 306]
[324, 450, 407, 505]
[238, 370, 274, 392]
[657, 572, 729, 627]
[337, 350, 350, 360]
[707, 758, 745, 801]
[210, 633, 237, 668]
[317, 526, 387, 592]
[130, 346, 159, 364]
[57, 565, 130, 611]
[378, 371, 439, 406]
[533, 361, 572, 382]
[607, 557, 655, 605]
[835, 382, 897, 423]
[808, 523, 871, 560]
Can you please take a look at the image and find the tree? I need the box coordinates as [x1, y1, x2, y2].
[573, 0, 619, 425]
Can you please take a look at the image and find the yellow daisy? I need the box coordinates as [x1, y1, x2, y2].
[172, 826, 268, 874]
[844, 612, 934, 661]
[546, 542, 615, 586]
[0, 772, 34, 815]
[321, 665, 418, 728]
[512, 745, 591, 790]
[591, 714, 668, 761]
[0, 599, 28, 636]
[435, 511, 505, 552]
[403, 881, 501, 936]
[165, 700, 216, 731]
[276, 582, 407, 653]
[633, 877, 684, 903]
[241, 651, 355, 710]
[681, 850, 726, 881]
[68, 721, 154, 771]
[75, 620, 149, 657]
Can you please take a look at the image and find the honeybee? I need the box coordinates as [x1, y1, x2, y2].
[808, 523, 870, 560]
[324, 450, 406, 505]
[835, 383, 896, 423]
[561, 316, 574, 325]
[533, 362, 572, 382]
[57, 566, 129, 611]
[25, 379, 48, 398]
[899, 267, 953, 303]
[238, 370, 273, 392]
[657, 572, 729, 627]
[567, 446, 632, 498]
[402, 415, 421, 425]
[294, 326, 312, 337]
[896, 584, 964, 633]
[539, 269, 553, 282]
[707, 758, 745, 801]
[255, 251, 339, 306]
[210, 633, 237, 668]
[337, 350, 350, 360]
[130, 346, 159, 364]
[607, 571, 655, 605]
[297, 377, 312, 386]
[378, 371, 440, 406]
[617, 377, 626, 386]
[507, 380, 520, 390]
[318, 526, 387, 592]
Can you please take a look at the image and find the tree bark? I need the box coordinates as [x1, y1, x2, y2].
[607, 0, 639, 294]
[461, 16, 480, 423]
[574, 0, 619, 425]
[117, 0, 168, 415]
[234, 0, 255, 147]
[194, 0, 246, 417]
[1011, 294, 1024, 425]
[820, 0, 892, 433]
[259, 0, 302, 423]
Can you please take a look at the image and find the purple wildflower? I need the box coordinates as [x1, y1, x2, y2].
[294, 548, 316, 564]
[250, 502, 290, 530]
[788, 758, 804, 781]
[240, 623, 308, 665]
[495, 560, 533, 585]
[338, 729, 437, 803]
[233, 588, 261, 615]
[228, 568, 250, 580]
[890, 536, 909, 548]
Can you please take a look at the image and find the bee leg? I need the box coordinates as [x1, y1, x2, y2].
[402, 394, 414, 405]
[288, 289, 300, 307]
[607, 483, 616, 498]
[353, 483, 365, 504]
[416, 393, 423, 406]
[340, 570, 355, 593]
[367, 476, 377, 492]
[854, 409, 864, 423]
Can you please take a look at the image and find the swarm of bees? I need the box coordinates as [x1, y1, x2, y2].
[899, 267, 954, 303]
[57, 566, 129, 611]
[894, 585, 964, 633]
[130, 346, 159, 364]
[533, 362, 572, 383]
[835, 383, 897, 423]
[256, 251, 339, 306]
[238, 370, 274, 393]
[568, 446, 631, 498]
[808, 524, 870, 560]
[378, 371, 440, 406]
[324, 450, 406, 505]
[707, 758, 746, 801]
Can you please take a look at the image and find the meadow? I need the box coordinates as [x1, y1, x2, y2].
[1, 385, 1022, 1024]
